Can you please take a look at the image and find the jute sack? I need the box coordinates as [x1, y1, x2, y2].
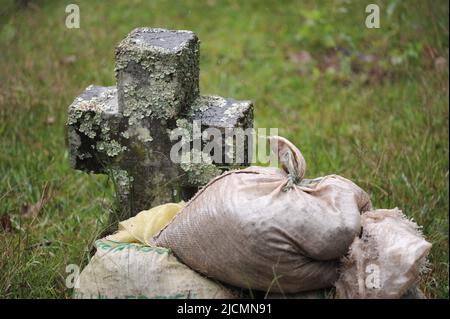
[335, 208, 431, 299]
[153, 136, 372, 293]
[74, 239, 236, 299]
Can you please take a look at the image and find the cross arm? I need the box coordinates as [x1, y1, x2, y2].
[191, 95, 253, 130]
[67, 85, 124, 174]
[190, 95, 254, 168]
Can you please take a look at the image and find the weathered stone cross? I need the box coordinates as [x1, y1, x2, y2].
[67, 28, 253, 225]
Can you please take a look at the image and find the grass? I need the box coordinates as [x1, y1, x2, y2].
[0, 0, 448, 298]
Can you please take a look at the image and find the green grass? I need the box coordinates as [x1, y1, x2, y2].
[0, 0, 448, 298]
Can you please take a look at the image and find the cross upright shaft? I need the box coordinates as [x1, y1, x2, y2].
[67, 28, 253, 224]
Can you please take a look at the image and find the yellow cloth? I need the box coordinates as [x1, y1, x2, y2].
[107, 202, 185, 246]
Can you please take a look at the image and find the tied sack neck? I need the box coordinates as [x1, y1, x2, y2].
[269, 136, 307, 192]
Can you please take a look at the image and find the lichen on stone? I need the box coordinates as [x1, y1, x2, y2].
[68, 86, 127, 159]
[122, 124, 153, 143]
[224, 101, 249, 119]
[175, 118, 193, 139]
[172, 118, 221, 185]
[119, 67, 182, 123]
[179, 148, 221, 185]
[111, 169, 134, 197]
[96, 140, 127, 157]
[135, 126, 153, 143]
[115, 28, 200, 123]
[190, 95, 227, 114]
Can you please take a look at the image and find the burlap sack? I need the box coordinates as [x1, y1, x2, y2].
[335, 208, 432, 299]
[153, 136, 372, 293]
[74, 239, 236, 299]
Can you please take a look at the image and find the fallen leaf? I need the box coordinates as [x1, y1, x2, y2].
[46, 116, 55, 125]
[434, 57, 447, 72]
[61, 55, 77, 65]
[289, 50, 313, 65]
[1, 214, 12, 232]
[21, 184, 51, 219]
[423, 44, 438, 64]
[319, 52, 340, 73]
[289, 50, 314, 75]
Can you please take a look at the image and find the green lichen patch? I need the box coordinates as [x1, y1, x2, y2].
[121, 79, 179, 123]
[171, 119, 221, 185]
[111, 169, 134, 196]
[67, 86, 127, 161]
[191, 95, 253, 130]
[96, 140, 127, 157]
[68, 86, 117, 118]
[224, 101, 251, 119]
[115, 28, 200, 121]
[121, 125, 153, 143]
[190, 95, 227, 114]
[179, 149, 221, 185]
[115, 28, 196, 62]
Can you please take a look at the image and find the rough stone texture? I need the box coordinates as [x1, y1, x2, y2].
[68, 85, 122, 172]
[191, 95, 254, 168]
[67, 28, 254, 225]
[191, 95, 253, 129]
[115, 28, 200, 122]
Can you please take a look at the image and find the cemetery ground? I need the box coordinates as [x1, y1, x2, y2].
[0, 0, 448, 298]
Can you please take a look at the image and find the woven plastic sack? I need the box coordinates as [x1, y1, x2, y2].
[74, 239, 236, 299]
[153, 136, 372, 293]
[335, 208, 432, 299]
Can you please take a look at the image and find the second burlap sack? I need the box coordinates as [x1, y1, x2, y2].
[153, 136, 372, 293]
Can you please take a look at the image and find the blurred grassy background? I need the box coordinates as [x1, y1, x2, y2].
[0, 0, 448, 298]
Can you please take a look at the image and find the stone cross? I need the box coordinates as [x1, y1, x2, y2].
[67, 28, 253, 225]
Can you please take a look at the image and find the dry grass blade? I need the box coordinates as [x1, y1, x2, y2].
[20, 184, 51, 219]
